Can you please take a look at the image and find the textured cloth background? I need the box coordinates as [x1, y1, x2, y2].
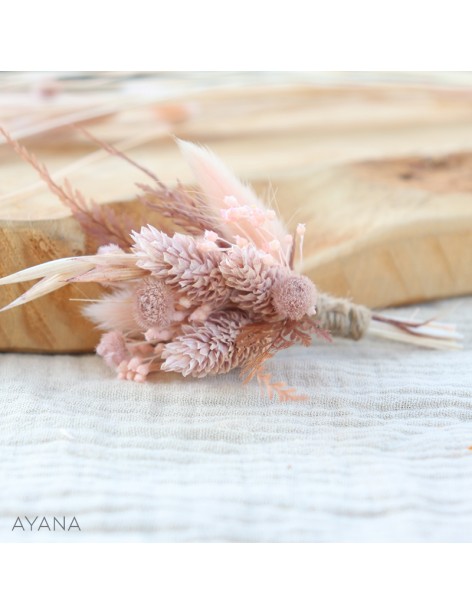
[0, 297, 471, 542]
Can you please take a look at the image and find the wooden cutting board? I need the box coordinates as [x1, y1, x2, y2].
[1, 82, 472, 352]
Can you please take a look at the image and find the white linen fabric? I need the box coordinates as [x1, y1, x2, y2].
[0, 297, 471, 542]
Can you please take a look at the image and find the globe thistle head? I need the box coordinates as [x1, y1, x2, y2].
[271, 273, 317, 321]
[133, 277, 174, 329]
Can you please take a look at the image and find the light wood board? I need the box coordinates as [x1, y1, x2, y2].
[1, 82, 471, 351]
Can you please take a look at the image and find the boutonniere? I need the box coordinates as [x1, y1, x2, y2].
[0, 127, 461, 400]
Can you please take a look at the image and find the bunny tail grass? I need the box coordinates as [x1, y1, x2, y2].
[176, 139, 290, 252]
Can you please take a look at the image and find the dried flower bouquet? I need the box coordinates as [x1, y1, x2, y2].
[0, 128, 462, 400]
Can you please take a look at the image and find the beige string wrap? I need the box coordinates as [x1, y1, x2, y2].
[316, 293, 372, 340]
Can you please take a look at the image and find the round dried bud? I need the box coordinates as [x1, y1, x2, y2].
[271, 274, 317, 321]
[96, 331, 128, 368]
[133, 277, 174, 329]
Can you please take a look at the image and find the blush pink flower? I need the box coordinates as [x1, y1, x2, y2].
[161, 309, 250, 378]
[219, 243, 283, 317]
[133, 277, 174, 329]
[0, 131, 333, 401]
[271, 274, 317, 321]
[132, 226, 230, 308]
[117, 356, 151, 383]
[96, 331, 129, 368]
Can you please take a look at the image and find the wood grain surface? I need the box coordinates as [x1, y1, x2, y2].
[1, 79, 471, 351]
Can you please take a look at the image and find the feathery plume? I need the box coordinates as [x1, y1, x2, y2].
[177, 139, 290, 261]
[0, 125, 140, 249]
[138, 181, 220, 236]
[83, 287, 137, 332]
[78, 127, 220, 236]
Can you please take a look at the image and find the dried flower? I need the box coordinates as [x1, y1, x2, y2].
[161, 310, 250, 377]
[132, 226, 230, 307]
[117, 356, 152, 383]
[219, 243, 283, 317]
[271, 274, 317, 321]
[133, 277, 174, 329]
[0, 131, 338, 400]
[177, 139, 289, 260]
[96, 331, 129, 368]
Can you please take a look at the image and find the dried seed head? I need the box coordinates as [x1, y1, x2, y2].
[161, 309, 250, 378]
[96, 331, 129, 368]
[219, 243, 282, 317]
[133, 277, 174, 329]
[271, 274, 317, 321]
[132, 227, 229, 307]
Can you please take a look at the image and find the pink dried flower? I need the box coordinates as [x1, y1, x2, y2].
[144, 325, 179, 343]
[219, 243, 283, 317]
[138, 180, 220, 237]
[133, 277, 174, 329]
[96, 331, 129, 368]
[132, 342, 155, 357]
[161, 309, 250, 378]
[177, 139, 289, 260]
[0, 133, 330, 400]
[132, 226, 230, 307]
[271, 274, 317, 320]
[117, 356, 152, 383]
[131, 225, 173, 273]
